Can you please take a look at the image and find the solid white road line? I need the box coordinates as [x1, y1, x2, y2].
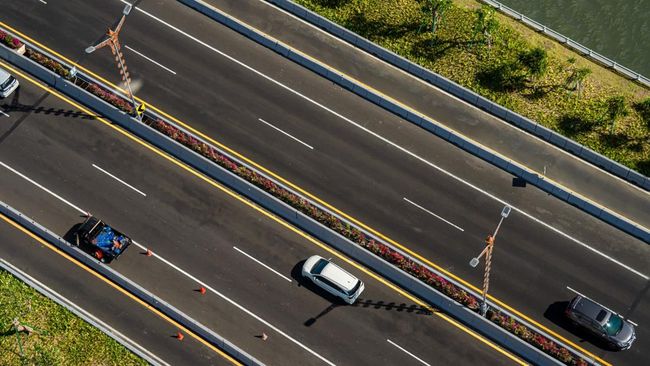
[38, 0, 47, 4]
[117, 0, 648, 280]
[0, 110, 9, 117]
[387, 339, 431, 366]
[131, 241, 335, 366]
[0, 158, 335, 366]
[258, 118, 313, 150]
[257, 0, 650, 196]
[403, 197, 464, 232]
[92, 163, 147, 197]
[124, 45, 177, 75]
[0, 259, 170, 366]
[233, 246, 293, 283]
[0, 160, 86, 214]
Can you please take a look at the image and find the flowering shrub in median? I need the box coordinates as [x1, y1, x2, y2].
[488, 309, 588, 366]
[3, 34, 589, 364]
[25, 48, 69, 78]
[0, 30, 23, 49]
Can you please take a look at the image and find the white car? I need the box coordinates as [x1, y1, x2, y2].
[302, 255, 364, 304]
[0, 67, 19, 98]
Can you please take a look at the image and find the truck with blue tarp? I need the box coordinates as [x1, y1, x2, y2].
[75, 215, 132, 263]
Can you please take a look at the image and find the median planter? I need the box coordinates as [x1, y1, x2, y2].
[0, 26, 592, 365]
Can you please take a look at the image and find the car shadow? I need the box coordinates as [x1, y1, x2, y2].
[352, 298, 433, 315]
[544, 301, 617, 351]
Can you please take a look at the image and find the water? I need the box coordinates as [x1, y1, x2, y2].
[495, 0, 650, 77]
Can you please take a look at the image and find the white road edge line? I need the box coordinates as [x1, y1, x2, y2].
[258, 118, 314, 150]
[386, 339, 431, 366]
[403, 197, 464, 232]
[233, 246, 292, 282]
[38, 0, 47, 4]
[0, 110, 9, 117]
[0, 259, 170, 366]
[119, 0, 648, 280]
[92, 164, 147, 197]
[0, 159, 335, 366]
[132, 241, 334, 366]
[257, 0, 650, 196]
[124, 45, 177, 75]
[0, 160, 86, 214]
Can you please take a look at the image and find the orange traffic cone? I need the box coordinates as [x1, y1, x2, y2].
[199, 286, 206, 295]
[176, 331, 184, 341]
[145, 249, 153, 257]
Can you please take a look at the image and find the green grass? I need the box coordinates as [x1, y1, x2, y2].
[294, 0, 650, 176]
[0, 270, 147, 366]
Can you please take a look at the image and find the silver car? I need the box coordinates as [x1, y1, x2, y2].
[0, 67, 19, 98]
[565, 295, 636, 350]
[302, 255, 365, 304]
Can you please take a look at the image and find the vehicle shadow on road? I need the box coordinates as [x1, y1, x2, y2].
[352, 299, 434, 315]
[544, 301, 615, 352]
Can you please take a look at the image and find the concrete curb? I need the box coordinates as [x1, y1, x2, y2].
[176, 0, 650, 245]
[0, 258, 170, 366]
[0, 28, 598, 365]
[0, 202, 264, 366]
[262, 0, 650, 193]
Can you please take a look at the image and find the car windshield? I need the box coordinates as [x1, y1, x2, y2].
[311, 259, 329, 275]
[345, 280, 361, 296]
[1, 76, 14, 89]
[604, 314, 624, 336]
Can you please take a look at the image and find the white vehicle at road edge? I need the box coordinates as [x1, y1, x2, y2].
[0, 67, 19, 98]
[302, 255, 364, 304]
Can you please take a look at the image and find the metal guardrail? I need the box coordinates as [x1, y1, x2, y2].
[480, 0, 650, 87]
[0, 18, 596, 366]
[0, 259, 170, 366]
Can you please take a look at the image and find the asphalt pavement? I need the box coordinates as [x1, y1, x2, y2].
[0, 216, 232, 366]
[0, 69, 517, 365]
[0, 1, 648, 365]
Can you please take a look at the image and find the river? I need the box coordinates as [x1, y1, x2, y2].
[495, 0, 650, 77]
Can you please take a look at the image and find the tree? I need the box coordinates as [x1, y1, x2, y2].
[418, 0, 453, 36]
[605, 96, 628, 132]
[565, 59, 591, 96]
[518, 47, 548, 80]
[473, 5, 499, 48]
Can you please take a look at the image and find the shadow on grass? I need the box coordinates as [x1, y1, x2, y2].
[557, 114, 596, 137]
[343, 11, 420, 40]
[410, 37, 477, 61]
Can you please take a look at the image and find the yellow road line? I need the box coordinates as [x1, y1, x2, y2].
[0, 56, 525, 365]
[0, 212, 242, 366]
[0, 22, 595, 364]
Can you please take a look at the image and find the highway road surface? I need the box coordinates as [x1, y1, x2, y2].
[0, 0, 648, 365]
[0, 68, 520, 365]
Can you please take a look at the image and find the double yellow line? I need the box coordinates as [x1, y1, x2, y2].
[0, 17, 608, 365]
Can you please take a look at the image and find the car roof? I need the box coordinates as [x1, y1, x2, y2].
[319, 261, 358, 292]
[0, 67, 11, 81]
[574, 296, 609, 321]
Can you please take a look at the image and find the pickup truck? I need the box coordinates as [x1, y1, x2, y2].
[75, 216, 131, 263]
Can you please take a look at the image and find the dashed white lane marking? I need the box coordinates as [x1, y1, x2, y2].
[132, 241, 334, 366]
[233, 245, 293, 283]
[258, 118, 313, 150]
[117, 0, 648, 280]
[387, 339, 431, 366]
[124, 45, 177, 75]
[0, 110, 9, 117]
[0, 159, 335, 366]
[39, 0, 47, 4]
[92, 163, 147, 197]
[403, 197, 464, 232]
[0, 160, 86, 214]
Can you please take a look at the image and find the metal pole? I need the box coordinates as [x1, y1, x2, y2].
[480, 235, 494, 316]
[110, 38, 139, 117]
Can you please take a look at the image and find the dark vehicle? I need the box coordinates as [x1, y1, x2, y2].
[75, 216, 132, 263]
[565, 295, 636, 350]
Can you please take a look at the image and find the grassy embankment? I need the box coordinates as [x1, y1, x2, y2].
[0, 270, 146, 366]
[294, 0, 650, 175]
